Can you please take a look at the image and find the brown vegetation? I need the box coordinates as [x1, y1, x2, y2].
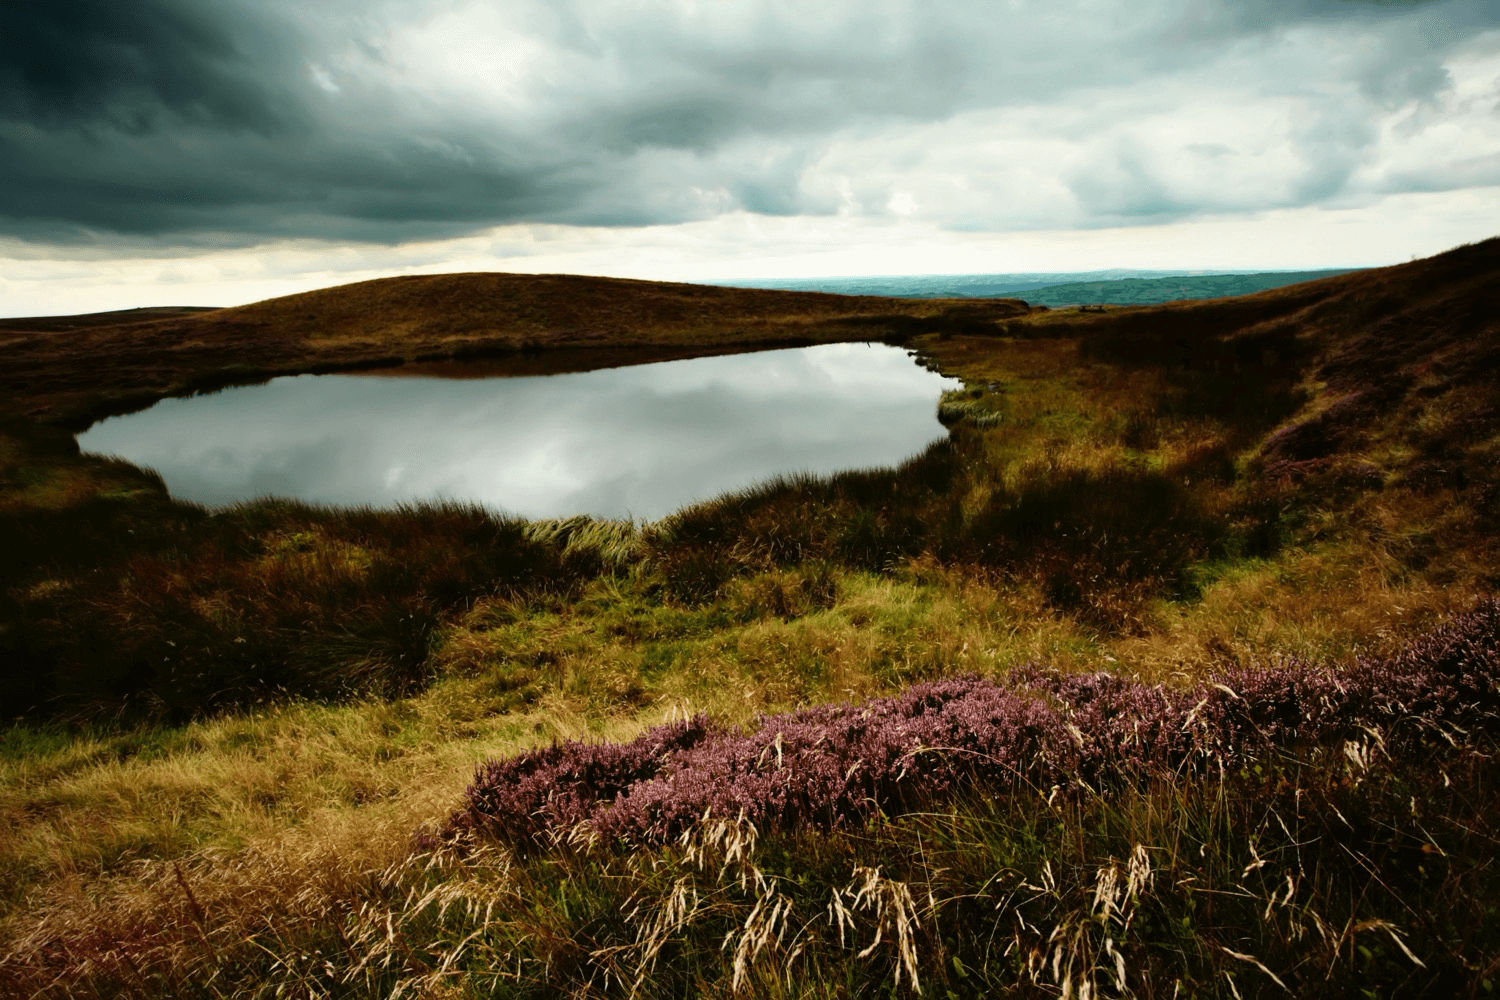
[0, 273, 1029, 427]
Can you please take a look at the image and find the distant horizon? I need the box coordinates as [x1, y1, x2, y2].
[0, 263, 1370, 321]
[5, 217, 1465, 317]
[724, 264, 1357, 284]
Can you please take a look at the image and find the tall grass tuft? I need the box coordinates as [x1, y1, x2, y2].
[525, 515, 645, 573]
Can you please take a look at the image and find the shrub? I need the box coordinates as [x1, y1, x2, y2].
[5, 500, 591, 722]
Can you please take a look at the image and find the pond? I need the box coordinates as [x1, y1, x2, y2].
[77, 342, 962, 521]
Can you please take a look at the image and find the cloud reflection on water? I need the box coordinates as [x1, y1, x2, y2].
[77, 343, 961, 520]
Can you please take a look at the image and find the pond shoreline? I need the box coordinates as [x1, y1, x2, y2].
[76, 343, 961, 520]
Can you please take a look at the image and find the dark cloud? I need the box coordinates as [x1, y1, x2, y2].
[0, 1, 298, 133]
[0, 0, 1496, 247]
[0, 0, 609, 242]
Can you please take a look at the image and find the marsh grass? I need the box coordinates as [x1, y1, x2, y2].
[936, 386, 1005, 428]
[525, 515, 646, 572]
[3, 241, 1499, 994]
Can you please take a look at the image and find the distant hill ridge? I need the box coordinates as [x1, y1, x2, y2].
[729, 268, 1357, 305]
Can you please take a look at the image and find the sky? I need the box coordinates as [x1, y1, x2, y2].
[2, 0, 1498, 316]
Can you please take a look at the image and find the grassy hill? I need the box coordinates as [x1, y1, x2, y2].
[1, 239, 1498, 996]
[0, 305, 219, 332]
[0, 274, 1027, 427]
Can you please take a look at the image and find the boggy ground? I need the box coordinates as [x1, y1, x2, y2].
[1, 238, 1498, 996]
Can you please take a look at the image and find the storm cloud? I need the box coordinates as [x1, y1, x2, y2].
[1, 0, 1497, 247]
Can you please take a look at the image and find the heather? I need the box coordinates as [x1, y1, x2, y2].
[450, 600, 1500, 849]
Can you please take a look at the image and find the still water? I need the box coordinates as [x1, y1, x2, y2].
[77, 342, 961, 521]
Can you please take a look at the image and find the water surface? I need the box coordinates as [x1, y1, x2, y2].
[78, 342, 961, 520]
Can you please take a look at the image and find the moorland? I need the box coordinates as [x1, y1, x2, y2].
[730, 267, 1354, 305]
[1, 238, 1498, 996]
